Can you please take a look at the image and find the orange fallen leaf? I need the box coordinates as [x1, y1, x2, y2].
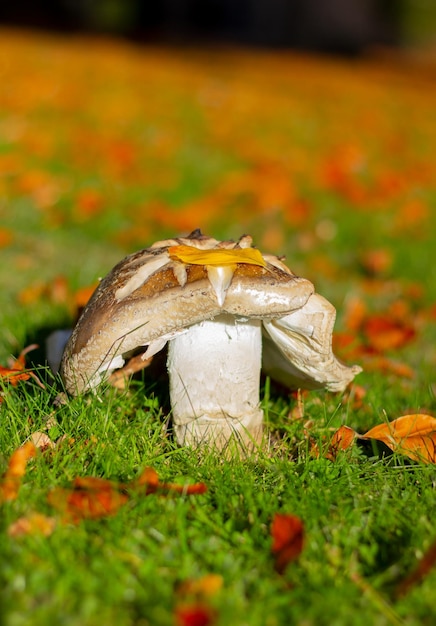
[362, 414, 436, 463]
[0, 344, 35, 385]
[135, 466, 208, 496]
[360, 248, 393, 277]
[47, 467, 207, 523]
[47, 476, 129, 523]
[339, 299, 417, 361]
[75, 283, 99, 315]
[363, 314, 415, 353]
[50, 275, 70, 305]
[0, 441, 37, 503]
[343, 384, 368, 410]
[394, 198, 429, 233]
[135, 466, 160, 491]
[75, 188, 104, 220]
[342, 296, 368, 333]
[0, 345, 45, 395]
[325, 425, 357, 461]
[175, 574, 222, 626]
[271, 513, 304, 574]
[17, 282, 47, 306]
[0, 365, 31, 386]
[8, 512, 57, 537]
[362, 356, 414, 379]
[0, 227, 13, 248]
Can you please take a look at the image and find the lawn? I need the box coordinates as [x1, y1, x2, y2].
[1, 29, 436, 625]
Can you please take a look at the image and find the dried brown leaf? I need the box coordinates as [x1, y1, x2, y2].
[108, 352, 154, 389]
[30, 431, 56, 452]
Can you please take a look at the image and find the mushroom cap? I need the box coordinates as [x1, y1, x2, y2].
[61, 230, 361, 395]
[61, 231, 316, 393]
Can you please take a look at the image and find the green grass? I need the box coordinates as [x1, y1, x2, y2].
[1, 374, 436, 625]
[1, 30, 436, 626]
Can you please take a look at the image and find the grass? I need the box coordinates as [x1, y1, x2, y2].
[1, 29, 436, 626]
[2, 380, 436, 625]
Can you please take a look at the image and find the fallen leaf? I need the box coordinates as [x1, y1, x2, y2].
[175, 574, 222, 626]
[174, 603, 215, 626]
[271, 513, 304, 574]
[75, 188, 104, 220]
[362, 414, 436, 463]
[363, 314, 415, 352]
[135, 466, 208, 496]
[47, 477, 129, 523]
[108, 352, 154, 389]
[8, 512, 57, 537]
[50, 275, 70, 305]
[343, 384, 368, 410]
[0, 441, 37, 503]
[75, 283, 99, 316]
[135, 466, 160, 491]
[325, 425, 357, 461]
[177, 574, 223, 598]
[394, 198, 429, 233]
[0, 345, 45, 394]
[396, 537, 436, 597]
[362, 356, 414, 379]
[360, 248, 393, 277]
[342, 296, 368, 332]
[0, 365, 31, 386]
[47, 467, 207, 523]
[0, 227, 13, 247]
[168, 245, 266, 268]
[30, 431, 56, 451]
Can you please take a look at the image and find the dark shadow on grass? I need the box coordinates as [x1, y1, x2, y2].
[20, 319, 169, 412]
[356, 438, 416, 466]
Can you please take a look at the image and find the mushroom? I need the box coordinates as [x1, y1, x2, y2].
[60, 230, 361, 450]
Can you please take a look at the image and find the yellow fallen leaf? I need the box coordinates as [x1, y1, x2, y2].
[168, 245, 266, 268]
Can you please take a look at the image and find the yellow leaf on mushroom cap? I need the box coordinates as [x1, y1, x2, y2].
[168, 245, 266, 267]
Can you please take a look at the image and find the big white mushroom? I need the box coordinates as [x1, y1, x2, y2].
[60, 230, 361, 450]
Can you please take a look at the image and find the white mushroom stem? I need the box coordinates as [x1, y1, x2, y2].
[167, 314, 263, 450]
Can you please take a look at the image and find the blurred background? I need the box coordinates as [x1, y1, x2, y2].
[0, 0, 435, 52]
[0, 0, 435, 366]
